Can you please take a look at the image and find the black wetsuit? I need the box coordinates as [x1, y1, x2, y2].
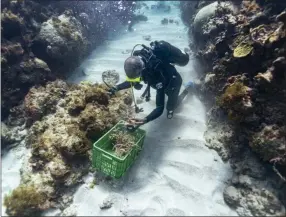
[116, 48, 183, 123]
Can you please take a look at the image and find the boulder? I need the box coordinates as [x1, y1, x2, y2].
[32, 13, 87, 65]
[193, 1, 237, 35]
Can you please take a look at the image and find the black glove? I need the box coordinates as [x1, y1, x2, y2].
[107, 86, 117, 96]
[134, 83, 143, 90]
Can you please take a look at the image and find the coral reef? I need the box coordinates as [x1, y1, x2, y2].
[3, 79, 133, 215]
[181, 0, 286, 215]
[1, 0, 135, 120]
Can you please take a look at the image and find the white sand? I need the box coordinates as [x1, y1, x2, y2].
[65, 1, 237, 216]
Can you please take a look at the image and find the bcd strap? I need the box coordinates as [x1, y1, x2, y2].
[141, 84, 151, 101]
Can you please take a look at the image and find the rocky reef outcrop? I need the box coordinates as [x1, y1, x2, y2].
[3, 80, 132, 216]
[181, 0, 286, 215]
[1, 0, 135, 120]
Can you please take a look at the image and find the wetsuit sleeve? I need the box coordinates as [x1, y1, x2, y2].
[116, 81, 142, 91]
[115, 81, 131, 91]
[145, 88, 165, 122]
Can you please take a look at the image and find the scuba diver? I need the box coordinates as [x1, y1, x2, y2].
[108, 40, 195, 128]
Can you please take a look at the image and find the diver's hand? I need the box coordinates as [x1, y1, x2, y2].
[128, 117, 147, 126]
[107, 87, 117, 96]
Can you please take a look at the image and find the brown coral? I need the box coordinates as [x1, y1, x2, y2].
[4, 184, 47, 216]
[218, 81, 253, 121]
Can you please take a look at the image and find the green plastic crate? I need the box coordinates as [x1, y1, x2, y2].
[92, 120, 146, 179]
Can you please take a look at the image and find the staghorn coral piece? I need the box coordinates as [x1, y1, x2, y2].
[250, 125, 286, 166]
[109, 129, 138, 158]
[233, 42, 253, 58]
[4, 184, 47, 216]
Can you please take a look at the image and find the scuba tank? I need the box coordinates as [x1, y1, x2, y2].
[150, 40, 189, 66]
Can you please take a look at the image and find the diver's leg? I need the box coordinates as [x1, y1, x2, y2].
[166, 73, 182, 117]
[176, 80, 195, 107]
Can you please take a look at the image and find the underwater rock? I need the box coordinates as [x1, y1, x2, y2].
[161, 18, 168, 25]
[61, 205, 77, 216]
[18, 57, 52, 85]
[24, 80, 68, 123]
[224, 182, 285, 216]
[33, 13, 87, 62]
[1, 122, 26, 149]
[0, 122, 19, 148]
[193, 1, 236, 35]
[223, 186, 240, 207]
[99, 199, 113, 209]
[250, 125, 286, 165]
[1, 8, 24, 39]
[65, 90, 87, 116]
[202, 13, 237, 39]
[249, 12, 269, 27]
[1, 42, 24, 64]
[143, 35, 152, 41]
[276, 11, 286, 27]
[47, 157, 70, 180]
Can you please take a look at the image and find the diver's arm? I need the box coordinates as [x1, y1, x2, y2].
[115, 81, 142, 91]
[145, 87, 165, 122]
[115, 81, 131, 91]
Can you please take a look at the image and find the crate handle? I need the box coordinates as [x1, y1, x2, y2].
[102, 154, 112, 161]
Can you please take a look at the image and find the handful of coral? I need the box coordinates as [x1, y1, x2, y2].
[125, 118, 146, 132]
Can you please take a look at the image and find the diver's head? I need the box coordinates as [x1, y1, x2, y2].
[124, 56, 145, 82]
